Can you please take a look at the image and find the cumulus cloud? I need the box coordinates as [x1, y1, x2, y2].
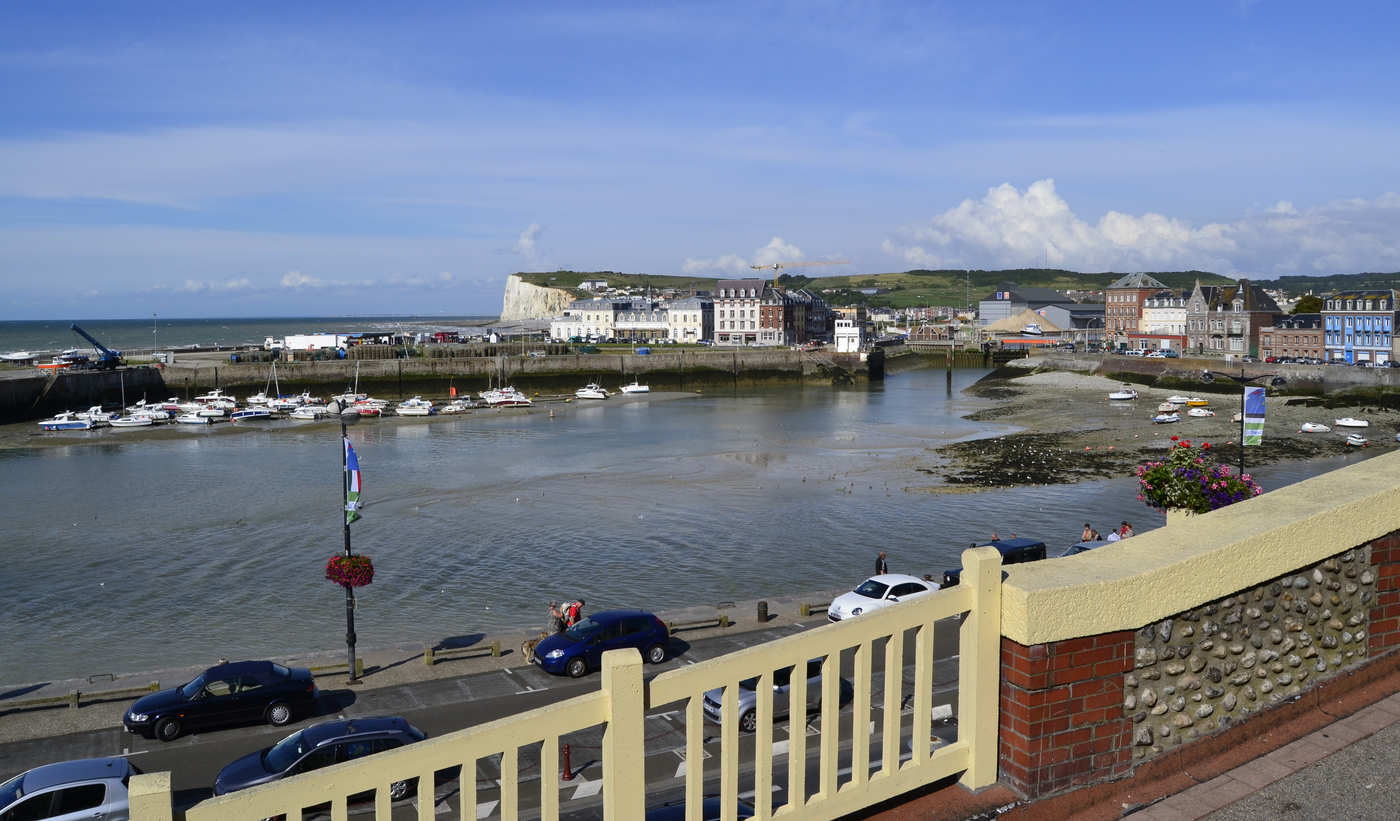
[682, 236, 812, 274]
[172, 277, 254, 293]
[280, 270, 327, 289]
[882, 179, 1400, 275]
[514, 223, 542, 262]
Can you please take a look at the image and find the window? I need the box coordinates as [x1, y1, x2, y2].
[3, 793, 53, 821]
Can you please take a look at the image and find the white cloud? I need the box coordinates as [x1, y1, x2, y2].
[173, 277, 254, 293]
[514, 223, 543, 264]
[682, 236, 812, 274]
[882, 179, 1400, 275]
[280, 270, 327, 289]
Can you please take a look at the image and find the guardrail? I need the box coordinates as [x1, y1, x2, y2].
[667, 614, 730, 634]
[798, 600, 831, 617]
[424, 640, 501, 666]
[130, 548, 1002, 821]
[308, 658, 365, 679]
[0, 681, 158, 714]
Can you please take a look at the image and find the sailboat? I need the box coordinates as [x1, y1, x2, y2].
[333, 362, 367, 405]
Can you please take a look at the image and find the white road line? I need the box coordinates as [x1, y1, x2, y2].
[570, 776, 603, 799]
[475, 800, 499, 819]
[674, 759, 687, 778]
[411, 797, 451, 816]
[771, 739, 789, 757]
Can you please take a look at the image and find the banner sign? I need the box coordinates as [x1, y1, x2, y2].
[1243, 386, 1265, 446]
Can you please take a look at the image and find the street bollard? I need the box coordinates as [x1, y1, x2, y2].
[562, 743, 573, 781]
[756, 600, 768, 623]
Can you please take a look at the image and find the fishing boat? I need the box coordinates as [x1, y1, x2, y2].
[395, 396, 434, 416]
[194, 388, 237, 406]
[1299, 422, 1330, 433]
[110, 414, 155, 428]
[1345, 433, 1368, 447]
[74, 406, 115, 424]
[1153, 412, 1180, 424]
[1187, 407, 1215, 418]
[230, 407, 273, 422]
[175, 412, 213, 425]
[37, 412, 98, 431]
[620, 380, 651, 394]
[575, 383, 610, 400]
[1021, 322, 1044, 335]
[1335, 418, 1369, 428]
[1108, 387, 1138, 401]
[1185, 398, 1209, 407]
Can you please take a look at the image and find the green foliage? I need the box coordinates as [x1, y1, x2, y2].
[1271, 272, 1400, 297]
[1291, 295, 1324, 314]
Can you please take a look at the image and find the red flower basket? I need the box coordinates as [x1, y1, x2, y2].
[325, 554, 374, 588]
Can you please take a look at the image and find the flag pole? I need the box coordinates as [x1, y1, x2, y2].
[341, 413, 360, 684]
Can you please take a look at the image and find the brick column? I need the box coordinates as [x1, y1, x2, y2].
[1369, 531, 1400, 654]
[999, 631, 1134, 798]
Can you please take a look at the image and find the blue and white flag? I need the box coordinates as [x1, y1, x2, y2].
[345, 437, 363, 524]
[1243, 386, 1265, 446]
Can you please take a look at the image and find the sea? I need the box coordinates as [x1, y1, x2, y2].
[0, 366, 1352, 685]
[0, 316, 494, 356]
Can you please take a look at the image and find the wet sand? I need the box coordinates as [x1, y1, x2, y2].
[920, 365, 1399, 489]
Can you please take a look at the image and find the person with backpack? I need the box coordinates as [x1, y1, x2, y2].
[565, 599, 585, 628]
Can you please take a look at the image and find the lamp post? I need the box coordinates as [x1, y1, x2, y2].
[339, 408, 361, 684]
[1200, 367, 1286, 478]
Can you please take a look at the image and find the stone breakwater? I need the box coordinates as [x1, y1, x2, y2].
[1125, 546, 1376, 760]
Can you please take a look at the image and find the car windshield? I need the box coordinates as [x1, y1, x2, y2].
[263, 730, 310, 773]
[0, 773, 22, 807]
[563, 617, 602, 641]
[853, 580, 889, 599]
[179, 675, 206, 700]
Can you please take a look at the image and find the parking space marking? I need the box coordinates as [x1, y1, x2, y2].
[475, 800, 499, 819]
[570, 775, 603, 800]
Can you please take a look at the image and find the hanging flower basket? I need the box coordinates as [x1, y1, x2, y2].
[325, 554, 374, 587]
[1136, 437, 1263, 515]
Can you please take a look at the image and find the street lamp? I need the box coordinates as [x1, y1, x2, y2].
[1200, 368, 1287, 480]
[339, 408, 362, 684]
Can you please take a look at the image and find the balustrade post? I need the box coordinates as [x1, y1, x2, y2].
[601, 648, 645, 820]
[958, 546, 1003, 790]
[128, 772, 174, 821]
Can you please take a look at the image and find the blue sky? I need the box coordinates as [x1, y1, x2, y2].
[2, 1, 1398, 318]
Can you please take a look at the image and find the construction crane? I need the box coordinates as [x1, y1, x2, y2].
[749, 260, 851, 273]
[69, 323, 123, 370]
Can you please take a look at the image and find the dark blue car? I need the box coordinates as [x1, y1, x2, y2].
[213, 716, 426, 797]
[123, 660, 317, 742]
[534, 609, 671, 677]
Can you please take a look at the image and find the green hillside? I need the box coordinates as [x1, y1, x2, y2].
[515, 268, 1393, 308]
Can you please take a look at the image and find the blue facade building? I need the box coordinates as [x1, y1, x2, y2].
[1322, 290, 1396, 364]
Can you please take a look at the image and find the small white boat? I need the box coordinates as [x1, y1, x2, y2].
[1165, 396, 1192, 405]
[75, 406, 114, 423]
[245, 391, 271, 406]
[575, 383, 610, 400]
[1187, 407, 1215, 418]
[1153, 412, 1181, 424]
[37, 412, 96, 431]
[1232, 412, 1243, 423]
[1, 350, 34, 362]
[194, 388, 236, 405]
[1345, 433, 1368, 447]
[1156, 402, 1177, 413]
[196, 404, 227, 418]
[620, 381, 650, 394]
[481, 387, 533, 407]
[1185, 398, 1209, 407]
[1021, 323, 1044, 335]
[396, 396, 434, 416]
[231, 407, 273, 421]
[1335, 418, 1369, 428]
[438, 398, 478, 414]
[1108, 387, 1138, 401]
[289, 406, 331, 420]
[1299, 422, 1330, 433]
[110, 414, 155, 428]
[176, 412, 213, 425]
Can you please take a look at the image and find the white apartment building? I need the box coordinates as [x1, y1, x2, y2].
[714, 278, 764, 346]
[1140, 290, 1189, 336]
[666, 296, 713, 343]
[551, 297, 623, 341]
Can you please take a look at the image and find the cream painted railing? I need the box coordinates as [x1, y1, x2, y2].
[129, 548, 1002, 821]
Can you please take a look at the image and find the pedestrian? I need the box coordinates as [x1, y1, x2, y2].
[548, 601, 565, 634]
[1091, 529, 1102, 541]
[1107, 530, 1121, 542]
[1121, 522, 1135, 538]
[875, 551, 889, 575]
[565, 599, 585, 627]
[1081, 523, 1093, 542]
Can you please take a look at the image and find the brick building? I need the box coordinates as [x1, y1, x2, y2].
[1104, 273, 1168, 344]
[1259, 313, 1323, 361]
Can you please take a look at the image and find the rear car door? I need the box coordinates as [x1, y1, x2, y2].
[771, 667, 793, 717]
[1, 791, 53, 821]
[888, 581, 930, 602]
[46, 784, 108, 821]
[236, 675, 268, 721]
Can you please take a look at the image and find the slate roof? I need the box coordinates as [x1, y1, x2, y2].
[1107, 272, 1169, 290]
[1202, 280, 1281, 313]
[1271, 313, 1322, 330]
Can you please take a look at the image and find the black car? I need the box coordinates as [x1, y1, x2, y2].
[123, 660, 317, 742]
[941, 537, 1048, 587]
[214, 716, 426, 796]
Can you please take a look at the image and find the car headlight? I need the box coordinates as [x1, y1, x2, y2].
[851, 607, 863, 616]
[129, 712, 148, 722]
[545, 649, 566, 660]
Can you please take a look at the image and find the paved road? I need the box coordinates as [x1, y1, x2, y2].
[1, 618, 964, 819]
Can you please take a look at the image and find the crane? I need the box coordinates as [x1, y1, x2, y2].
[749, 260, 851, 273]
[69, 323, 123, 369]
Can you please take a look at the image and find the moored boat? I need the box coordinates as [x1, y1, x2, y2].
[37, 412, 97, 431]
[438, 398, 478, 414]
[1108, 387, 1138, 401]
[110, 414, 155, 428]
[575, 383, 610, 400]
[1345, 433, 1368, 447]
[1187, 407, 1215, 418]
[395, 396, 434, 416]
[481, 387, 533, 407]
[176, 412, 213, 425]
[289, 405, 331, 420]
[1299, 422, 1330, 433]
[1153, 412, 1180, 424]
[1185, 398, 1209, 407]
[1165, 395, 1192, 405]
[1156, 402, 1177, 413]
[620, 380, 650, 394]
[230, 407, 273, 422]
[1335, 417, 1369, 428]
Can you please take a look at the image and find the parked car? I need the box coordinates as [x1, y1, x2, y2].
[941, 538, 1048, 587]
[646, 796, 755, 820]
[1163, 350, 1180, 358]
[213, 716, 427, 797]
[0, 757, 140, 821]
[123, 660, 317, 742]
[826, 574, 936, 622]
[701, 659, 853, 732]
[1058, 539, 1115, 557]
[533, 610, 671, 677]
[1242, 355, 1259, 363]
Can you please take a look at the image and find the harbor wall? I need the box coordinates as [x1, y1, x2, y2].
[0, 368, 166, 425]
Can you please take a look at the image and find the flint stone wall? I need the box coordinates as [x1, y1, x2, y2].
[1124, 546, 1376, 759]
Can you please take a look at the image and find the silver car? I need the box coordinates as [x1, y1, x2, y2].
[701, 659, 853, 733]
[0, 757, 138, 821]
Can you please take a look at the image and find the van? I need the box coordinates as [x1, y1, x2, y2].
[940, 537, 1048, 587]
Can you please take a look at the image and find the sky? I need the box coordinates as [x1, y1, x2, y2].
[2, 1, 1398, 318]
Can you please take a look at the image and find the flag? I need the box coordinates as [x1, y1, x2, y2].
[1243, 386, 1265, 446]
[345, 437, 363, 524]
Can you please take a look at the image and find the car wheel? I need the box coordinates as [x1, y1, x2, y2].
[266, 701, 293, 726]
[155, 716, 181, 742]
[739, 710, 757, 733]
[646, 643, 667, 664]
[566, 657, 588, 678]
[388, 779, 412, 800]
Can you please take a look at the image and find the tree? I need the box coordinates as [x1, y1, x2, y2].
[1291, 295, 1324, 314]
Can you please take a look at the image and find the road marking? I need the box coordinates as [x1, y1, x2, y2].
[675, 759, 686, 778]
[502, 668, 537, 693]
[475, 800, 498, 819]
[411, 797, 451, 816]
[771, 739, 789, 757]
[570, 776, 603, 799]
[931, 704, 953, 721]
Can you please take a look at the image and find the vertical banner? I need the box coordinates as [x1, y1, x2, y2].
[1243, 386, 1265, 446]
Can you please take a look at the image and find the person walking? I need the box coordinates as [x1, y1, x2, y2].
[548, 601, 565, 634]
[875, 551, 889, 575]
[1082, 523, 1094, 542]
[565, 599, 585, 628]
[1121, 521, 1135, 538]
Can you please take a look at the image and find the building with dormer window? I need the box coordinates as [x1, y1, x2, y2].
[714, 278, 764, 345]
[1321, 290, 1396, 364]
[1184, 279, 1281, 357]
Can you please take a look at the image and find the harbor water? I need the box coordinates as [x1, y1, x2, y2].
[0, 368, 1347, 684]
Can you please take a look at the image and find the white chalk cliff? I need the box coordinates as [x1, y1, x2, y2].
[500, 275, 576, 320]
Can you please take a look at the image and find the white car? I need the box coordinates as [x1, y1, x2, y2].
[827, 574, 936, 622]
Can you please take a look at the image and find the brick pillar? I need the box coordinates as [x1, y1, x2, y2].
[999, 631, 1134, 798]
[1369, 531, 1400, 654]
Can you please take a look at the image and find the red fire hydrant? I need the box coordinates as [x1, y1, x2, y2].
[562, 743, 573, 781]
